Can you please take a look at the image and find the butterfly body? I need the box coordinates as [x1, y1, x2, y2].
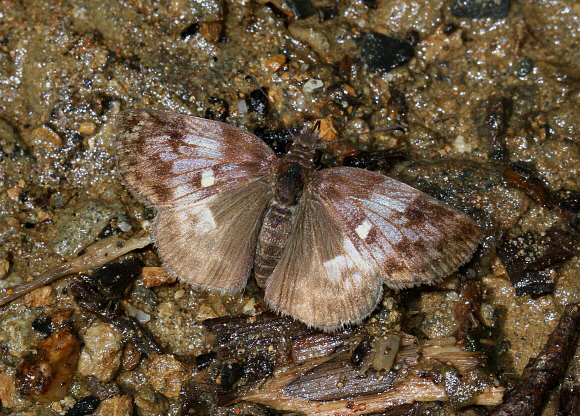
[115, 109, 482, 331]
[255, 140, 319, 287]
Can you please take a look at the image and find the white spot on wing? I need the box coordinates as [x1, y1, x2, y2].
[323, 255, 350, 279]
[355, 220, 372, 239]
[201, 170, 215, 187]
[194, 206, 217, 233]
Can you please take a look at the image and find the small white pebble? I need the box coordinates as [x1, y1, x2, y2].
[303, 79, 324, 93]
[237, 100, 248, 113]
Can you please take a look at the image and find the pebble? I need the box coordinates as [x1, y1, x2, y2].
[146, 354, 189, 400]
[288, 0, 316, 19]
[0, 370, 25, 409]
[358, 32, 414, 73]
[141, 266, 176, 288]
[6, 187, 22, 201]
[16, 329, 80, 402]
[51, 199, 124, 258]
[0, 258, 8, 279]
[23, 286, 55, 308]
[93, 395, 134, 416]
[77, 323, 123, 382]
[28, 125, 63, 152]
[303, 79, 324, 93]
[316, 116, 339, 142]
[263, 54, 286, 72]
[289, 25, 331, 58]
[78, 120, 97, 135]
[201, 21, 222, 43]
[451, 0, 510, 18]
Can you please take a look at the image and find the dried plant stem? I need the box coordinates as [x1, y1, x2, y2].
[0, 232, 152, 307]
[240, 340, 505, 415]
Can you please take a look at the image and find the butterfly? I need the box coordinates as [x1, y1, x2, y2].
[115, 109, 482, 331]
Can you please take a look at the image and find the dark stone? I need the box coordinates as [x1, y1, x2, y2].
[357, 32, 414, 73]
[351, 339, 371, 367]
[443, 23, 458, 35]
[451, 0, 510, 19]
[318, 6, 339, 22]
[92, 257, 142, 299]
[554, 189, 580, 212]
[405, 29, 420, 46]
[32, 317, 54, 337]
[362, 0, 378, 9]
[181, 23, 199, 40]
[220, 362, 244, 390]
[246, 88, 269, 115]
[196, 351, 217, 370]
[64, 396, 100, 416]
[288, 0, 316, 19]
[475, 97, 512, 161]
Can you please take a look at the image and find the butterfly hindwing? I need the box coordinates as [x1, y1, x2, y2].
[310, 167, 482, 289]
[154, 180, 274, 294]
[115, 109, 277, 208]
[264, 188, 384, 331]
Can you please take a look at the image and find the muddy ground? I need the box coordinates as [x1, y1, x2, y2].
[1, 0, 580, 415]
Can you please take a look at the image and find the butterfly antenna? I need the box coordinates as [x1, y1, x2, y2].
[245, 75, 298, 142]
[314, 126, 405, 149]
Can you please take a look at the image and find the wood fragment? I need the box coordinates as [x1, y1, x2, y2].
[490, 303, 580, 416]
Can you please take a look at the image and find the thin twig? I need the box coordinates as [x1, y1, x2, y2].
[0, 232, 152, 307]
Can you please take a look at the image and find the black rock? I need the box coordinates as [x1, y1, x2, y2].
[220, 362, 244, 390]
[451, 0, 510, 19]
[64, 396, 100, 416]
[246, 88, 269, 115]
[357, 32, 414, 73]
[181, 23, 199, 40]
[196, 352, 217, 370]
[288, 0, 316, 19]
[497, 228, 579, 297]
[319, 6, 339, 22]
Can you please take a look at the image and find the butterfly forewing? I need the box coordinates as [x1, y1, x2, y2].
[116, 109, 278, 293]
[310, 167, 482, 289]
[264, 189, 384, 331]
[115, 109, 277, 208]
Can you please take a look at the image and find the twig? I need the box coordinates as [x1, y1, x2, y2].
[0, 232, 152, 307]
[490, 303, 580, 416]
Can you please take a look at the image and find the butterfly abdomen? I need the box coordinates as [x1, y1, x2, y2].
[254, 158, 310, 288]
[254, 200, 299, 287]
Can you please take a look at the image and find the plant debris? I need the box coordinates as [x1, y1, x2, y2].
[497, 228, 580, 296]
[490, 303, 580, 416]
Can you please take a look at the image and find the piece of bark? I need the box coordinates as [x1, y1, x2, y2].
[490, 303, 580, 416]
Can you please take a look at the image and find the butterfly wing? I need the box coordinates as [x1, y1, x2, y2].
[115, 109, 277, 208]
[153, 180, 273, 294]
[264, 187, 384, 331]
[115, 109, 277, 294]
[265, 167, 481, 330]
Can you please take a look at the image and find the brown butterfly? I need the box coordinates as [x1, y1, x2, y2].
[115, 109, 481, 331]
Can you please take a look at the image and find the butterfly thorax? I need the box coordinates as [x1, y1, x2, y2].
[253, 144, 316, 288]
